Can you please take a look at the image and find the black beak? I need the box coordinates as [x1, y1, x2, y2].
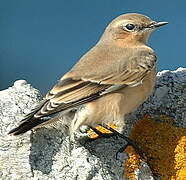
[149, 21, 168, 29]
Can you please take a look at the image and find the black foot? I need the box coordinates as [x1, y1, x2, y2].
[89, 126, 115, 139]
[99, 123, 145, 160]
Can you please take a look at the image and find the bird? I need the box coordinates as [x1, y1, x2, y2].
[9, 13, 168, 146]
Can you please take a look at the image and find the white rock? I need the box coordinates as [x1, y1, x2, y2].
[13, 80, 27, 88]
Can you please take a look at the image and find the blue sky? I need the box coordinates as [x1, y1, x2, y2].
[0, 0, 185, 94]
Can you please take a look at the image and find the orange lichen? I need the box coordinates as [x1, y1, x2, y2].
[87, 123, 117, 139]
[174, 136, 186, 179]
[124, 146, 141, 180]
[126, 114, 186, 179]
[87, 115, 186, 179]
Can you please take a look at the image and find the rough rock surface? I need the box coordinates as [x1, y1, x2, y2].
[0, 68, 186, 180]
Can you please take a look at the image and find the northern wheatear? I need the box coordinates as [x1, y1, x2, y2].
[9, 13, 168, 146]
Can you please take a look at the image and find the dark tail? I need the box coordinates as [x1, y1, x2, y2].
[8, 117, 49, 135]
[8, 100, 49, 135]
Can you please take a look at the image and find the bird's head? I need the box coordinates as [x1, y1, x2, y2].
[100, 13, 168, 46]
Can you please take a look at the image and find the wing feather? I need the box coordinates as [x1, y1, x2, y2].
[35, 49, 156, 118]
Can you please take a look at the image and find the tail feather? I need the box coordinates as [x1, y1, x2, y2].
[8, 100, 49, 135]
[8, 117, 49, 135]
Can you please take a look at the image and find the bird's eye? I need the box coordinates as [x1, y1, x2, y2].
[125, 24, 135, 31]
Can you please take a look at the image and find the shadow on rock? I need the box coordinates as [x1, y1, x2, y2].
[81, 135, 126, 177]
[29, 128, 64, 174]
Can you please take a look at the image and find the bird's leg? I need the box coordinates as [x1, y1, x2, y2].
[89, 126, 114, 139]
[99, 123, 145, 159]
